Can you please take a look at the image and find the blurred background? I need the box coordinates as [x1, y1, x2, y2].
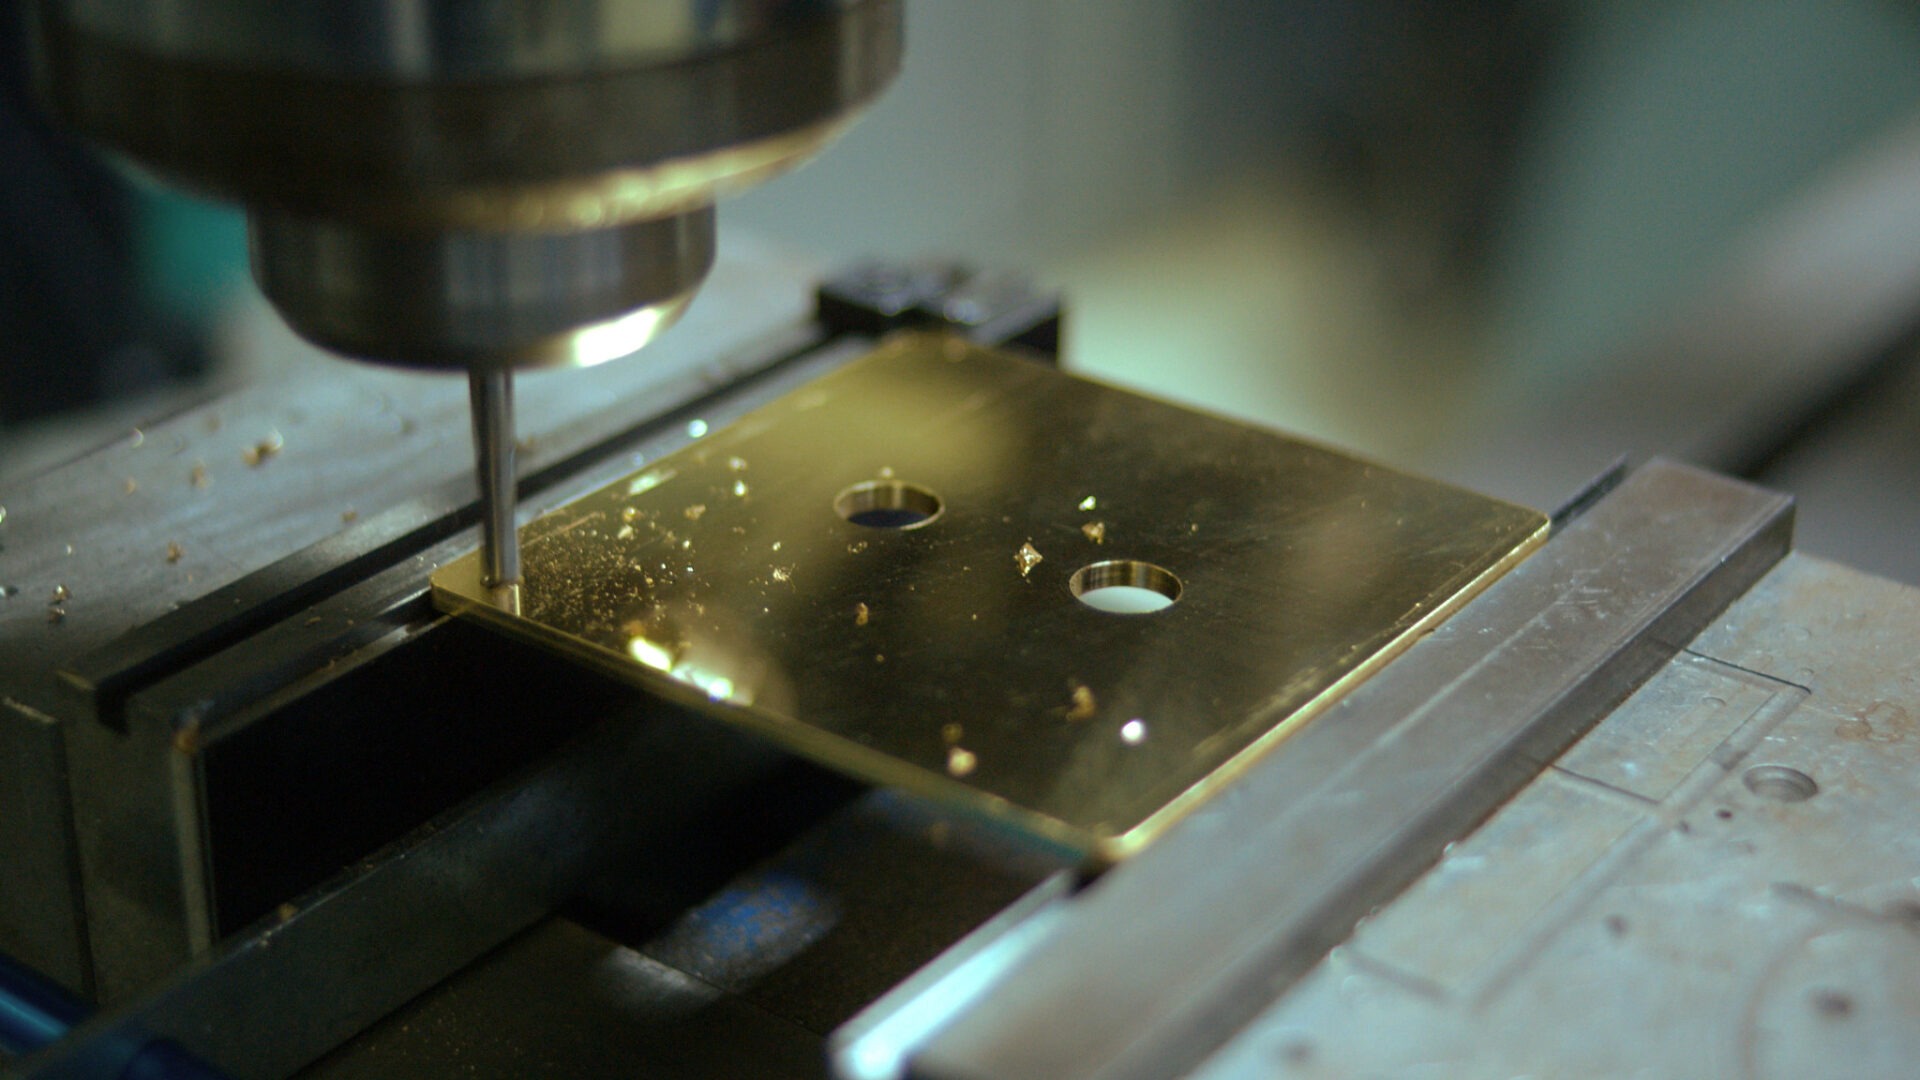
[8, 0, 1920, 578]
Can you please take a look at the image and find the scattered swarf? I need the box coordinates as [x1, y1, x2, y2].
[1014, 541, 1043, 578]
[946, 746, 978, 777]
[1065, 684, 1097, 722]
[241, 431, 283, 467]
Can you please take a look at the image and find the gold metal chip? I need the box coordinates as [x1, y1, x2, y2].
[433, 333, 1547, 861]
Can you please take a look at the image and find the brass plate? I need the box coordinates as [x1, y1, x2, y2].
[433, 334, 1547, 861]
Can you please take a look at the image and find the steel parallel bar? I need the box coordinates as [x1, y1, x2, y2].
[909, 460, 1795, 1080]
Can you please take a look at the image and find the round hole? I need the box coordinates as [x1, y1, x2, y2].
[834, 480, 943, 530]
[1070, 560, 1182, 614]
[1743, 764, 1819, 803]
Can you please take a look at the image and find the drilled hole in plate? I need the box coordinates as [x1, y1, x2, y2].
[834, 480, 943, 529]
[1070, 560, 1182, 614]
[1743, 764, 1818, 803]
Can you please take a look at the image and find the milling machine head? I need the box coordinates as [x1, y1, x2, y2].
[30, 0, 902, 370]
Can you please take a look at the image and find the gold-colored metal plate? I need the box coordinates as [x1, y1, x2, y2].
[433, 334, 1547, 861]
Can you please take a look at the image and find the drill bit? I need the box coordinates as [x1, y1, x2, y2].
[468, 370, 521, 608]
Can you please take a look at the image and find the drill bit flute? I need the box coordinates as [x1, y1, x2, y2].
[468, 371, 521, 608]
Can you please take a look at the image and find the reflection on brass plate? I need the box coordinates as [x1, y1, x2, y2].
[433, 334, 1548, 861]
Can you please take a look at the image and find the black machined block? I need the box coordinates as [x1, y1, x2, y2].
[199, 620, 615, 936]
